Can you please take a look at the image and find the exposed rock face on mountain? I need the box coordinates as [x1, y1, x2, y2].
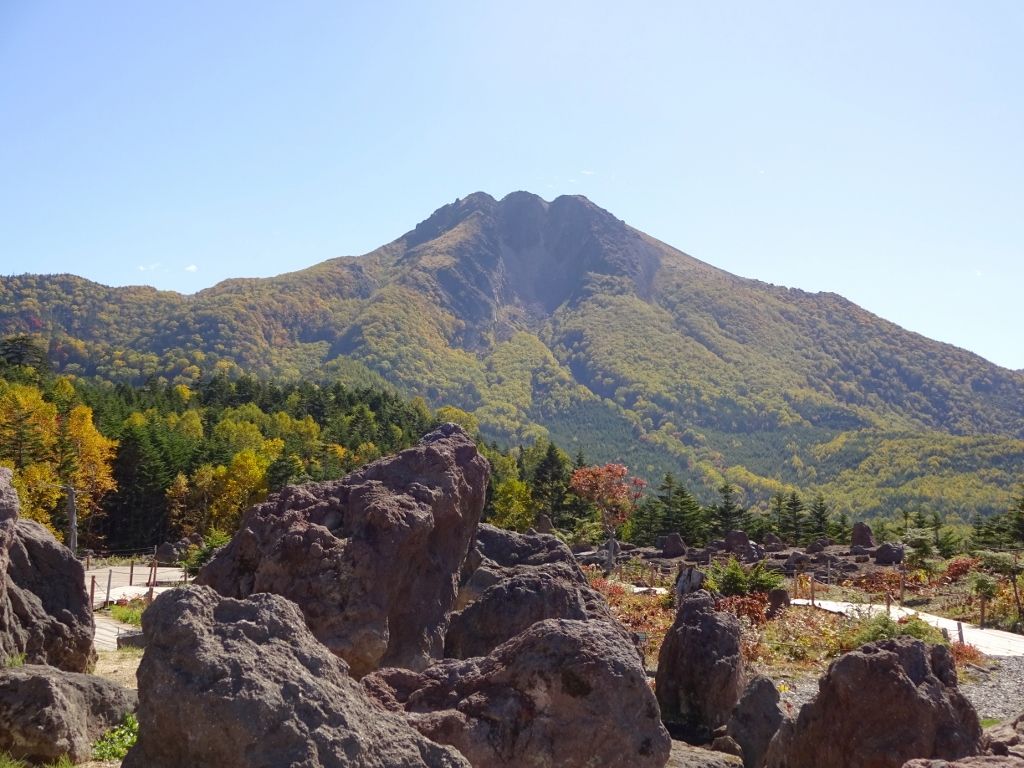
[6, 192, 1024, 519]
[197, 424, 489, 677]
[364, 618, 671, 768]
[656, 590, 744, 740]
[765, 638, 981, 768]
[123, 586, 470, 768]
[0, 664, 136, 764]
[445, 524, 615, 658]
[0, 468, 94, 672]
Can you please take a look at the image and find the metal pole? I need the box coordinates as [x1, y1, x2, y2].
[65, 485, 78, 554]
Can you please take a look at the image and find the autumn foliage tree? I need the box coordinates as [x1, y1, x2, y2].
[569, 463, 646, 537]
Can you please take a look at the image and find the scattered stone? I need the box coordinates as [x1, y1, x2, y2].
[875, 542, 906, 565]
[728, 675, 784, 768]
[656, 591, 744, 739]
[197, 424, 489, 677]
[783, 551, 811, 574]
[116, 630, 145, 649]
[767, 589, 790, 619]
[675, 565, 707, 598]
[852, 521, 876, 548]
[666, 741, 744, 767]
[987, 711, 1024, 759]
[805, 538, 831, 554]
[663, 532, 688, 558]
[764, 638, 982, 768]
[0, 468, 95, 672]
[850, 544, 871, 556]
[365, 618, 670, 768]
[0, 664, 136, 764]
[123, 585, 470, 768]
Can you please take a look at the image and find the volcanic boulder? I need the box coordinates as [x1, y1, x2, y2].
[728, 675, 784, 768]
[0, 467, 94, 672]
[656, 590, 744, 739]
[445, 524, 615, 658]
[852, 521, 876, 548]
[197, 424, 489, 676]
[123, 585, 470, 768]
[765, 638, 981, 768]
[364, 618, 671, 768]
[0, 664, 136, 764]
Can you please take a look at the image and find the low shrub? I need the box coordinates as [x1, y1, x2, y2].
[2, 652, 26, 669]
[180, 530, 231, 576]
[944, 556, 981, 583]
[842, 613, 946, 650]
[110, 598, 147, 627]
[92, 713, 139, 760]
[716, 593, 770, 626]
[705, 557, 783, 597]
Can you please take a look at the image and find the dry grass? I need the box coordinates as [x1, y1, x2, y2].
[92, 649, 142, 691]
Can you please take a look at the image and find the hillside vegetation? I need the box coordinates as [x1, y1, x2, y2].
[3, 191, 1023, 518]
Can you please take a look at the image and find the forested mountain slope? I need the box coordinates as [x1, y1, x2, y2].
[3, 191, 1023, 518]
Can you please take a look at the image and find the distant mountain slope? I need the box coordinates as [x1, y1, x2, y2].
[3, 191, 1023, 518]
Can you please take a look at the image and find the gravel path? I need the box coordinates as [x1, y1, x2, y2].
[768, 655, 1024, 722]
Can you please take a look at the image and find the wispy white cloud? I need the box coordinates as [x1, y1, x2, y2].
[137, 262, 161, 272]
[184, 264, 198, 272]
[580, 170, 596, 176]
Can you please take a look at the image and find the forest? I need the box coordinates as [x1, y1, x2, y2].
[3, 335, 1022, 557]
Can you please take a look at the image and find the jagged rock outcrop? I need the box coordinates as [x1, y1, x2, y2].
[0, 664, 136, 764]
[765, 638, 981, 768]
[728, 675, 784, 768]
[197, 424, 489, 676]
[656, 590, 744, 739]
[365, 618, 670, 768]
[123, 586, 470, 768]
[0, 467, 94, 672]
[446, 524, 614, 658]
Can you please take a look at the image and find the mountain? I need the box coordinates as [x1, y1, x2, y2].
[3, 191, 1023, 519]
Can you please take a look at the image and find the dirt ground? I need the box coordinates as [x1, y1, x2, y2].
[92, 648, 142, 691]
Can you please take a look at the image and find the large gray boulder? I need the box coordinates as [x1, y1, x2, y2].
[445, 524, 615, 659]
[0, 468, 95, 672]
[765, 638, 981, 768]
[728, 675, 784, 768]
[0, 664, 136, 764]
[123, 585, 470, 768]
[364, 618, 671, 768]
[852, 521, 876, 548]
[197, 424, 489, 677]
[875, 542, 906, 566]
[656, 590, 744, 739]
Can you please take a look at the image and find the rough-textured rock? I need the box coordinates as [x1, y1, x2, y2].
[852, 521, 877, 548]
[875, 542, 906, 565]
[364, 618, 670, 768]
[926, 761, 1024, 767]
[656, 591, 744, 738]
[767, 588, 790, 619]
[763, 532, 786, 553]
[0, 664, 136, 764]
[197, 424, 489, 677]
[783, 551, 810, 574]
[667, 741, 744, 767]
[154, 541, 179, 565]
[676, 565, 707, 597]
[728, 675, 784, 768]
[535, 513, 553, 533]
[0, 468, 95, 672]
[851, 544, 871, 556]
[124, 585, 470, 768]
[765, 638, 981, 768]
[987, 711, 1024, 759]
[446, 524, 616, 658]
[663, 532, 688, 557]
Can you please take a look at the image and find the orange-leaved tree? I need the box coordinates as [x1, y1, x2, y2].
[570, 463, 646, 538]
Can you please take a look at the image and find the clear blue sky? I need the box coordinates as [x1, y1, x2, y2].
[1, 2, 1022, 369]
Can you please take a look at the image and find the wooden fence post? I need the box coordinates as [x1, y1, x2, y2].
[810, 577, 816, 607]
[899, 569, 905, 605]
[105, 569, 112, 608]
[957, 621, 965, 644]
[980, 598, 987, 629]
[89, 576, 96, 610]
[129, 560, 134, 586]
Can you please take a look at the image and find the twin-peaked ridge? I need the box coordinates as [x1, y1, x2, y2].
[3, 191, 1024, 516]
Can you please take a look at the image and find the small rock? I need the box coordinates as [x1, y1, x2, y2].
[875, 542, 905, 565]
[663, 532, 687, 558]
